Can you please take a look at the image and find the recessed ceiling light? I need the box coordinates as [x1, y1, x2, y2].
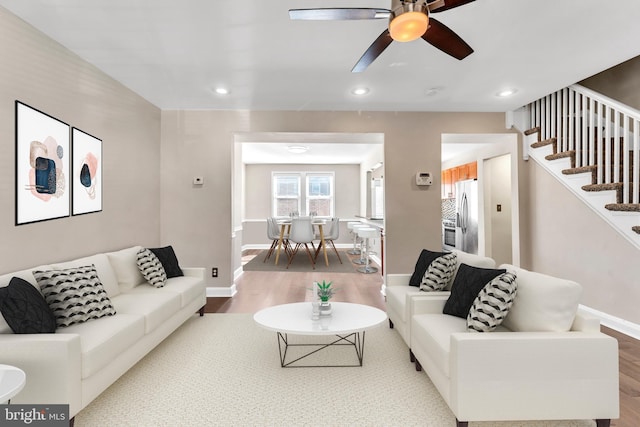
[214, 87, 230, 95]
[351, 87, 370, 96]
[496, 89, 517, 97]
[287, 145, 309, 154]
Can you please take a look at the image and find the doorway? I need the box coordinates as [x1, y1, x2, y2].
[483, 154, 512, 265]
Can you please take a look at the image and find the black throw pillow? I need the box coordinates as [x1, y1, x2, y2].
[0, 277, 57, 333]
[408, 249, 448, 287]
[443, 263, 506, 319]
[149, 246, 184, 278]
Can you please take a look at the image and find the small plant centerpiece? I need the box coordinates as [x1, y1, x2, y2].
[315, 280, 336, 316]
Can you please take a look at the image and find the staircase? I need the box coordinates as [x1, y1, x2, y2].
[523, 84, 640, 249]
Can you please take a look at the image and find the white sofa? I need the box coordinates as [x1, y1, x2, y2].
[0, 246, 206, 423]
[408, 263, 619, 427]
[385, 249, 496, 360]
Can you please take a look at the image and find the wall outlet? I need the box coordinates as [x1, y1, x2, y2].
[212, 267, 218, 278]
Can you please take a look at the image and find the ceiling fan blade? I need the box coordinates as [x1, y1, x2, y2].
[422, 17, 473, 60]
[428, 0, 475, 13]
[351, 29, 394, 73]
[289, 8, 392, 21]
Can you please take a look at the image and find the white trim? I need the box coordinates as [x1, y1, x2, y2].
[206, 285, 237, 298]
[579, 304, 640, 340]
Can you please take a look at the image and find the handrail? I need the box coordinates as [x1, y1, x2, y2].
[528, 84, 640, 205]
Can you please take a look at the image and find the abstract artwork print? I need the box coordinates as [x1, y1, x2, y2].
[15, 101, 70, 225]
[72, 128, 102, 215]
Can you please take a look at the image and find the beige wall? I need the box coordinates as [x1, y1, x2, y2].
[526, 160, 640, 323]
[580, 55, 640, 110]
[160, 110, 509, 287]
[244, 163, 360, 220]
[0, 7, 161, 273]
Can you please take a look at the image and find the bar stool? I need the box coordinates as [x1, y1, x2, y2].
[351, 225, 369, 264]
[346, 222, 364, 255]
[356, 227, 379, 274]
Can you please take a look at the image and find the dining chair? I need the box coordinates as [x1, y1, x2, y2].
[316, 217, 342, 264]
[262, 217, 284, 262]
[286, 216, 316, 269]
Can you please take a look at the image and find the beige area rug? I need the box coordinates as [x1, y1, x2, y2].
[243, 249, 361, 273]
[75, 314, 594, 427]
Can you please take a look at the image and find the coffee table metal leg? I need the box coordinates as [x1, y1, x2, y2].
[275, 331, 367, 367]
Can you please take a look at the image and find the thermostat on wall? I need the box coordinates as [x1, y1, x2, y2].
[416, 172, 432, 186]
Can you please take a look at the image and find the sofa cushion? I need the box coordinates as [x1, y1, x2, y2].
[409, 249, 448, 287]
[420, 252, 457, 291]
[412, 314, 468, 378]
[500, 265, 582, 332]
[0, 277, 57, 333]
[111, 291, 181, 333]
[385, 285, 422, 323]
[127, 276, 204, 308]
[443, 264, 506, 319]
[149, 246, 184, 278]
[34, 265, 116, 328]
[62, 313, 145, 379]
[52, 254, 120, 298]
[106, 246, 145, 291]
[467, 272, 518, 332]
[136, 249, 167, 288]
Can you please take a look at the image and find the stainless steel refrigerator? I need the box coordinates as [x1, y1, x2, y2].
[455, 179, 478, 254]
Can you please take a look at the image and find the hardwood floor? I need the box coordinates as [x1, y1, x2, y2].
[206, 251, 639, 427]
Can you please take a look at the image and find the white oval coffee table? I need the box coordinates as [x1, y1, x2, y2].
[254, 302, 387, 367]
[0, 364, 26, 404]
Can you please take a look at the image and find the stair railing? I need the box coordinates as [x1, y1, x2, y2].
[528, 84, 640, 204]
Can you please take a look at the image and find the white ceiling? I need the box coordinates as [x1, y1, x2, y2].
[3, 0, 640, 163]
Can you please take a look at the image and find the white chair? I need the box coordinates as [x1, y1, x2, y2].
[286, 217, 316, 269]
[263, 217, 284, 262]
[316, 217, 342, 264]
[356, 227, 378, 273]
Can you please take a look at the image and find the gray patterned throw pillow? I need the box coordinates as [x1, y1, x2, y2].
[420, 252, 457, 291]
[467, 272, 518, 332]
[33, 264, 116, 328]
[136, 248, 167, 288]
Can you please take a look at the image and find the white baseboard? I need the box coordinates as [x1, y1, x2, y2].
[579, 304, 640, 340]
[206, 285, 237, 298]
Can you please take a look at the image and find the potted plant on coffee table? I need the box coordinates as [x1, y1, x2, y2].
[316, 280, 336, 315]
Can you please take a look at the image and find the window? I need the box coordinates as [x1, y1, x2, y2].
[272, 174, 300, 217]
[272, 172, 334, 217]
[306, 174, 333, 217]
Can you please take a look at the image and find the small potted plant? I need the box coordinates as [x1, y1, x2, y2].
[315, 280, 336, 316]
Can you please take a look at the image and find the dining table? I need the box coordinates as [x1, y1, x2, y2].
[274, 218, 328, 267]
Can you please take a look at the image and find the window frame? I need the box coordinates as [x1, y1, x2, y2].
[271, 171, 335, 218]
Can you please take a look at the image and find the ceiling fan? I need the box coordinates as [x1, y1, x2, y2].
[289, 0, 475, 72]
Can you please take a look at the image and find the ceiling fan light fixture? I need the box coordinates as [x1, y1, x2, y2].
[389, 11, 428, 42]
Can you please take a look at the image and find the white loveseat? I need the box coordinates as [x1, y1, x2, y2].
[385, 249, 496, 360]
[0, 246, 206, 423]
[408, 263, 619, 427]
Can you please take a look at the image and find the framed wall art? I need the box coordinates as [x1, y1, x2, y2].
[72, 128, 102, 215]
[15, 101, 71, 225]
